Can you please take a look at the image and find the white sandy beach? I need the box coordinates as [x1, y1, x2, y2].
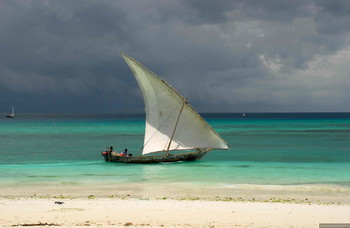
[1, 198, 350, 228]
[1, 184, 350, 228]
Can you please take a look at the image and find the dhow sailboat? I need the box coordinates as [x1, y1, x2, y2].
[102, 53, 228, 163]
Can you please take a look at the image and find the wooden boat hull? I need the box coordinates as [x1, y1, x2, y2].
[102, 150, 209, 163]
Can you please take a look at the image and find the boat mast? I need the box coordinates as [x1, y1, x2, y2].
[165, 100, 186, 155]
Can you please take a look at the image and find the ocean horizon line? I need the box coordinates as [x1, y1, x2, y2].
[1, 111, 350, 115]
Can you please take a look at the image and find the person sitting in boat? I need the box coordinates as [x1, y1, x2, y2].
[118, 148, 128, 156]
[123, 148, 128, 156]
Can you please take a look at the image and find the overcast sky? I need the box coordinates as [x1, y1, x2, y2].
[1, 0, 350, 113]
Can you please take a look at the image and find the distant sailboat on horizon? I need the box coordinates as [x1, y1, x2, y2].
[6, 107, 14, 118]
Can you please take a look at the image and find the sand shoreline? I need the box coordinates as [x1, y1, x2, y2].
[1, 197, 350, 228]
[1, 184, 349, 227]
[1, 183, 350, 204]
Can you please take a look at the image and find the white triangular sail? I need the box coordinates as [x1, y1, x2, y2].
[121, 53, 229, 155]
[6, 107, 14, 118]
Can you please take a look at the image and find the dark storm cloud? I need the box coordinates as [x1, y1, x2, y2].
[181, 0, 311, 23]
[0, 0, 350, 113]
[315, 0, 350, 34]
[179, 0, 236, 24]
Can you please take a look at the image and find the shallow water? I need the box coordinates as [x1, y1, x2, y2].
[0, 113, 349, 187]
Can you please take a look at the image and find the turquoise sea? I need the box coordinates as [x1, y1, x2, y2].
[0, 113, 349, 188]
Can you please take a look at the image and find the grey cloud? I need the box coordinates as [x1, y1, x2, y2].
[314, 0, 350, 34]
[0, 0, 349, 113]
[180, 0, 235, 24]
[318, 0, 350, 16]
[179, 0, 313, 24]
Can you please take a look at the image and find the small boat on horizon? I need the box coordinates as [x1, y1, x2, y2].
[6, 107, 15, 118]
[101, 53, 229, 163]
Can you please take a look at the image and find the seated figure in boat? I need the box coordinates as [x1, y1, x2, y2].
[119, 148, 128, 156]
